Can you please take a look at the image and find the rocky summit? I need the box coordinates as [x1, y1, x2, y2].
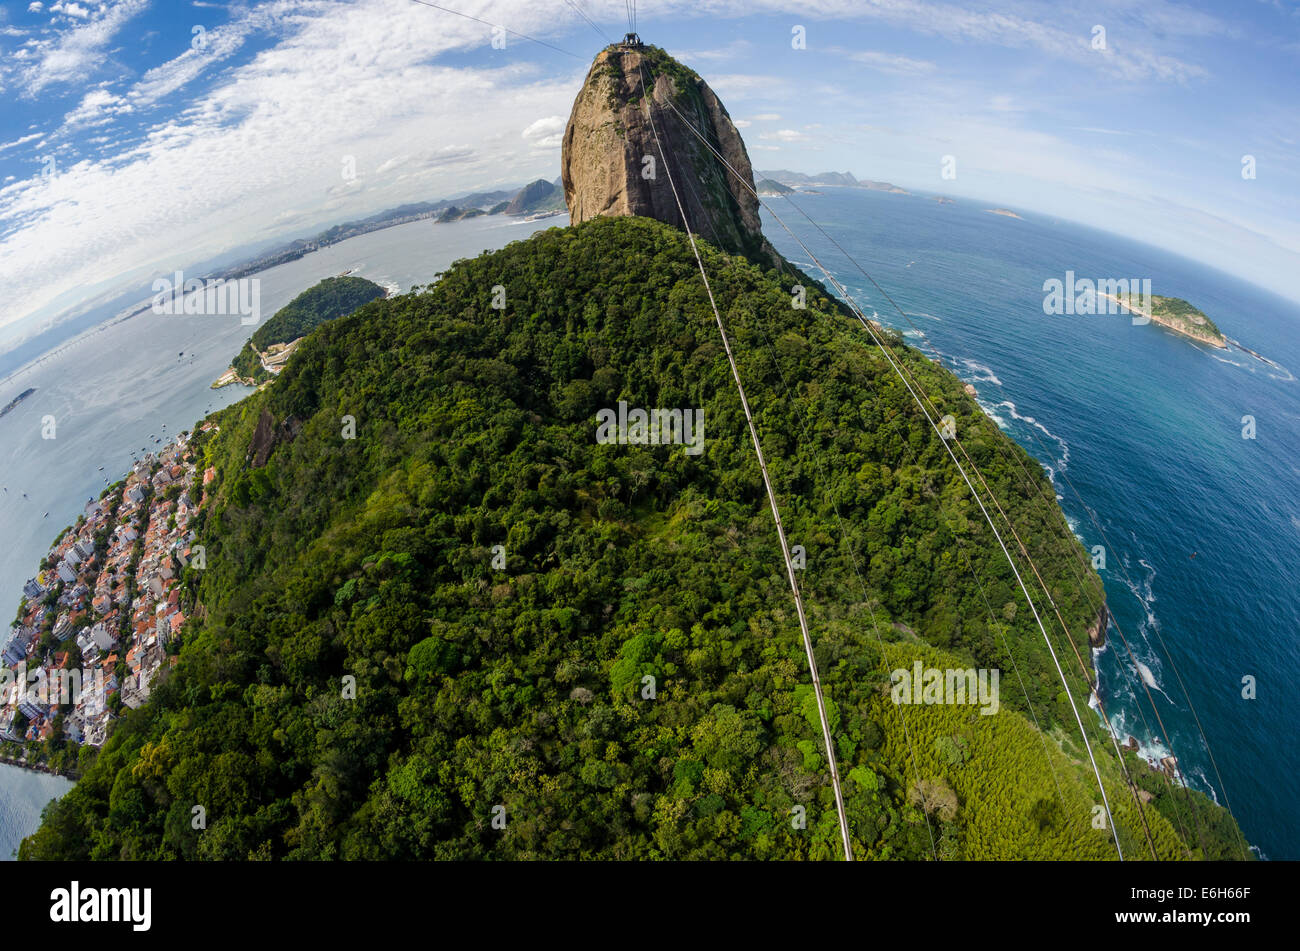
[561, 40, 777, 265]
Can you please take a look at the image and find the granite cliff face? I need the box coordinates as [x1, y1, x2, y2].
[561, 42, 775, 264]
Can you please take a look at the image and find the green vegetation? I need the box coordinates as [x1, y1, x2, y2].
[229, 276, 386, 384]
[21, 216, 1245, 860]
[1149, 296, 1226, 345]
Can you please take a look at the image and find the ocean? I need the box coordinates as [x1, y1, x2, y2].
[0, 763, 71, 859]
[762, 189, 1300, 859]
[1, 188, 1296, 860]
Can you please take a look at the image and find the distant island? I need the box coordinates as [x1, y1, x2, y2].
[0, 387, 35, 419]
[214, 276, 387, 388]
[436, 179, 566, 223]
[756, 169, 909, 194]
[1101, 293, 1228, 349]
[985, 208, 1024, 219]
[755, 178, 794, 196]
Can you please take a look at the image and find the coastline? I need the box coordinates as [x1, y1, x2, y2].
[1098, 292, 1228, 349]
[1087, 601, 1109, 649]
[212, 367, 254, 389]
[3, 425, 198, 768]
[0, 749, 79, 781]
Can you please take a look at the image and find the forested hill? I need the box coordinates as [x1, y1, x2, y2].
[23, 216, 1244, 860]
[228, 275, 386, 384]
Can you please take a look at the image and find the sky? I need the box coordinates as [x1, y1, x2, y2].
[0, 0, 1297, 354]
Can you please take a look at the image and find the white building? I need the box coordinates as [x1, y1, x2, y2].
[90, 622, 116, 652]
[3, 625, 35, 665]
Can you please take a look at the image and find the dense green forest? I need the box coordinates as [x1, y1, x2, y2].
[1149, 295, 1226, 342]
[229, 276, 386, 383]
[22, 216, 1246, 860]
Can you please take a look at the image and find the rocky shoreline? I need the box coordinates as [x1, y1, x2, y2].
[1087, 601, 1109, 648]
[0, 749, 78, 781]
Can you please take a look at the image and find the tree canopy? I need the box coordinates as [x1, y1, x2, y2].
[22, 216, 1245, 860]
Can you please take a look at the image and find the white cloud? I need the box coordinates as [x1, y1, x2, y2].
[51, 1, 92, 18]
[0, 0, 587, 343]
[63, 87, 130, 128]
[707, 74, 784, 100]
[16, 0, 148, 95]
[848, 50, 937, 75]
[522, 114, 566, 148]
[128, 23, 253, 106]
[0, 133, 43, 155]
[0, 0, 1292, 345]
[669, 39, 753, 63]
[729, 0, 1209, 83]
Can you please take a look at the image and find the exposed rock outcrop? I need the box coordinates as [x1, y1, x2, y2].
[561, 41, 776, 265]
[247, 408, 301, 468]
[1087, 601, 1109, 648]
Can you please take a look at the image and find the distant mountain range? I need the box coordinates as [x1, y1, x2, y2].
[756, 169, 909, 194]
[213, 178, 566, 281]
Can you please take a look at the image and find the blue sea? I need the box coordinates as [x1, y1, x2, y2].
[0, 763, 71, 860]
[0, 189, 1295, 860]
[763, 189, 1300, 859]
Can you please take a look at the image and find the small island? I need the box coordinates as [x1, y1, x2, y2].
[755, 178, 794, 196]
[1102, 293, 1228, 349]
[436, 205, 486, 223]
[0, 387, 36, 419]
[985, 208, 1024, 220]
